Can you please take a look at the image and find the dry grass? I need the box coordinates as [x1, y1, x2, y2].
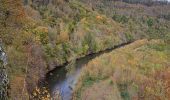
[10, 76, 29, 100]
[81, 79, 122, 100]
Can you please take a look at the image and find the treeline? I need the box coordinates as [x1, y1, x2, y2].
[121, 0, 169, 6]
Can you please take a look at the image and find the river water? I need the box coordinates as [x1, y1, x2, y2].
[46, 41, 133, 100]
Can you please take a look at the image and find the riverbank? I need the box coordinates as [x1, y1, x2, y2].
[46, 40, 137, 100]
[47, 40, 135, 73]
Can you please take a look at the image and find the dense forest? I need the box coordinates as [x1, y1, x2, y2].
[0, 0, 170, 100]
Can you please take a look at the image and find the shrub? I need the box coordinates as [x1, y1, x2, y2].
[165, 33, 170, 43]
[44, 44, 55, 58]
[62, 42, 72, 61]
[33, 26, 49, 45]
[112, 14, 129, 23]
[117, 83, 130, 100]
[67, 20, 77, 34]
[53, 44, 66, 63]
[147, 43, 166, 51]
[125, 32, 134, 41]
[82, 33, 97, 53]
[82, 44, 89, 54]
[82, 76, 96, 87]
[160, 13, 170, 21]
[147, 18, 154, 27]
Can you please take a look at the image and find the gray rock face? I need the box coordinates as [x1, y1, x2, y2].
[0, 43, 9, 100]
[0, 47, 7, 66]
[0, 67, 9, 100]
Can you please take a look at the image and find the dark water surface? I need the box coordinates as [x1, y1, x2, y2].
[46, 41, 133, 100]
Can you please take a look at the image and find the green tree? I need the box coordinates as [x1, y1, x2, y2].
[147, 18, 154, 27]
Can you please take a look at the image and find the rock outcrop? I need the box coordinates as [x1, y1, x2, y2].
[0, 42, 9, 100]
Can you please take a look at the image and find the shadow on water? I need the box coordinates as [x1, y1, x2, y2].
[46, 41, 134, 100]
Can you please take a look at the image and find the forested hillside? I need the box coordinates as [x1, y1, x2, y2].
[0, 0, 169, 100]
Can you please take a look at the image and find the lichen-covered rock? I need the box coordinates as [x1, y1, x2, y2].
[0, 65, 9, 100]
[0, 44, 9, 100]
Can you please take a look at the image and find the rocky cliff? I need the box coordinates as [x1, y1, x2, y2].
[0, 42, 9, 100]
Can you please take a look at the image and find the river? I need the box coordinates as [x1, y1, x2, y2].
[46, 41, 134, 100]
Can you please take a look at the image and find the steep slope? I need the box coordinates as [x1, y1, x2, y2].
[1, 0, 170, 99]
[0, 0, 138, 99]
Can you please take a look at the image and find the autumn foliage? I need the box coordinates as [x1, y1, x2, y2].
[74, 39, 170, 100]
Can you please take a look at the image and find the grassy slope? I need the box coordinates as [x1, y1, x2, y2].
[73, 39, 170, 100]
